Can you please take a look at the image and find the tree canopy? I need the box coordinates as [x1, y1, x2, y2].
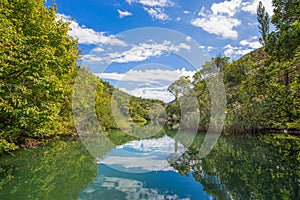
[166, 0, 300, 133]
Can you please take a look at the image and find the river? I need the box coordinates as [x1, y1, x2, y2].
[0, 131, 299, 199]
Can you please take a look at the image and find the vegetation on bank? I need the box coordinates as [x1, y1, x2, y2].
[0, 0, 79, 153]
[0, 0, 164, 154]
[166, 0, 300, 133]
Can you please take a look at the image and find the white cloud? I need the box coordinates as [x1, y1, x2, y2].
[83, 40, 191, 65]
[97, 68, 195, 82]
[178, 43, 191, 50]
[240, 37, 262, 49]
[191, 1, 242, 39]
[185, 36, 192, 41]
[223, 44, 253, 58]
[117, 9, 133, 18]
[121, 87, 175, 102]
[107, 41, 190, 63]
[93, 47, 105, 52]
[126, 0, 174, 7]
[82, 54, 103, 62]
[126, 0, 173, 21]
[241, 0, 274, 15]
[144, 7, 170, 21]
[207, 46, 214, 51]
[211, 0, 242, 17]
[95, 68, 195, 102]
[191, 0, 273, 39]
[57, 14, 126, 46]
[183, 10, 190, 14]
[191, 14, 241, 39]
[198, 6, 208, 17]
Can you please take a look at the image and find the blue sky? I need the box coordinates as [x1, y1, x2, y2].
[50, 0, 274, 102]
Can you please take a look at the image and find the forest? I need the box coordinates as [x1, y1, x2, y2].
[0, 0, 299, 155]
[167, 1, 300, 134]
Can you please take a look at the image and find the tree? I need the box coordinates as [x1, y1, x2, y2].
[0, 0, 79, 152]
[257, 1, 270, 46]
[167, 76, 191, 100]
[265, 0, 300, 61]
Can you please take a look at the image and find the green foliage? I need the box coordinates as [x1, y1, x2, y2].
[0, 139, 19, 155]
[266, 0, 300, 61]
[167, 76, 191, 100]
[95, 80, 165, 131]
[166, 0, 300, 133]
[0, 0, 78, 151]
[257, 1, 270, 45]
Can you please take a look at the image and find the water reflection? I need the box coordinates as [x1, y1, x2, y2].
[79, 164, 211, 200]
[80, 135, 212, 199]
[80, 134, 299, 200]
[0, 133, 298, 199]
[99, 135, 185, 173]
[171, 135, 300, 199]
[0, 140, 97, 199]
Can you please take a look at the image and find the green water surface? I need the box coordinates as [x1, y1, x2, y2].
[0, 131, 299, 199]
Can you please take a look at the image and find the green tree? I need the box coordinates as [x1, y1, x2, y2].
[266, 0, 300, 61]
[257, 1, 270, 46]
[167, 76, 191, 100]
[0, 0, 78, 152]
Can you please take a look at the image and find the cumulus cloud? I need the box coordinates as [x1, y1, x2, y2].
[95, 68, 195, 102]
[97, 68, 195, 82]
[191, 14, 241, 39]
[224, 36, 262, 59]
[211, 0, 242, 17]
[144, 7, 170, 21]
[223, 44, 252, 59]
[97, 41, 190, 64]
[117, 9, 133, 18]
[57, 14, 126, 46]
[191, 0, 274, 39]
[185, 36, 192, 41]
[120, 87, 175, 102]
[83, 40, 191, 66]
[93, 47, 105, 52]
[82, 54, 103, 62]
[239, 36, 262, 49]
[191, 0, 242, 39]
[126, 0, 174, 7]
[126, 0, 174, 21]
[207, 46, 215, 51]
[241, 0, 274, 15]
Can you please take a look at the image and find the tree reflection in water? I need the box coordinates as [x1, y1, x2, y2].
[169, 135, 300, 199]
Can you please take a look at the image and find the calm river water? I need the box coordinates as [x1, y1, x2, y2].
[0, 131, 299, 199]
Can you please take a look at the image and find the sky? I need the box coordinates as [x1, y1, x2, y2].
[49, 0, 274, 102]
